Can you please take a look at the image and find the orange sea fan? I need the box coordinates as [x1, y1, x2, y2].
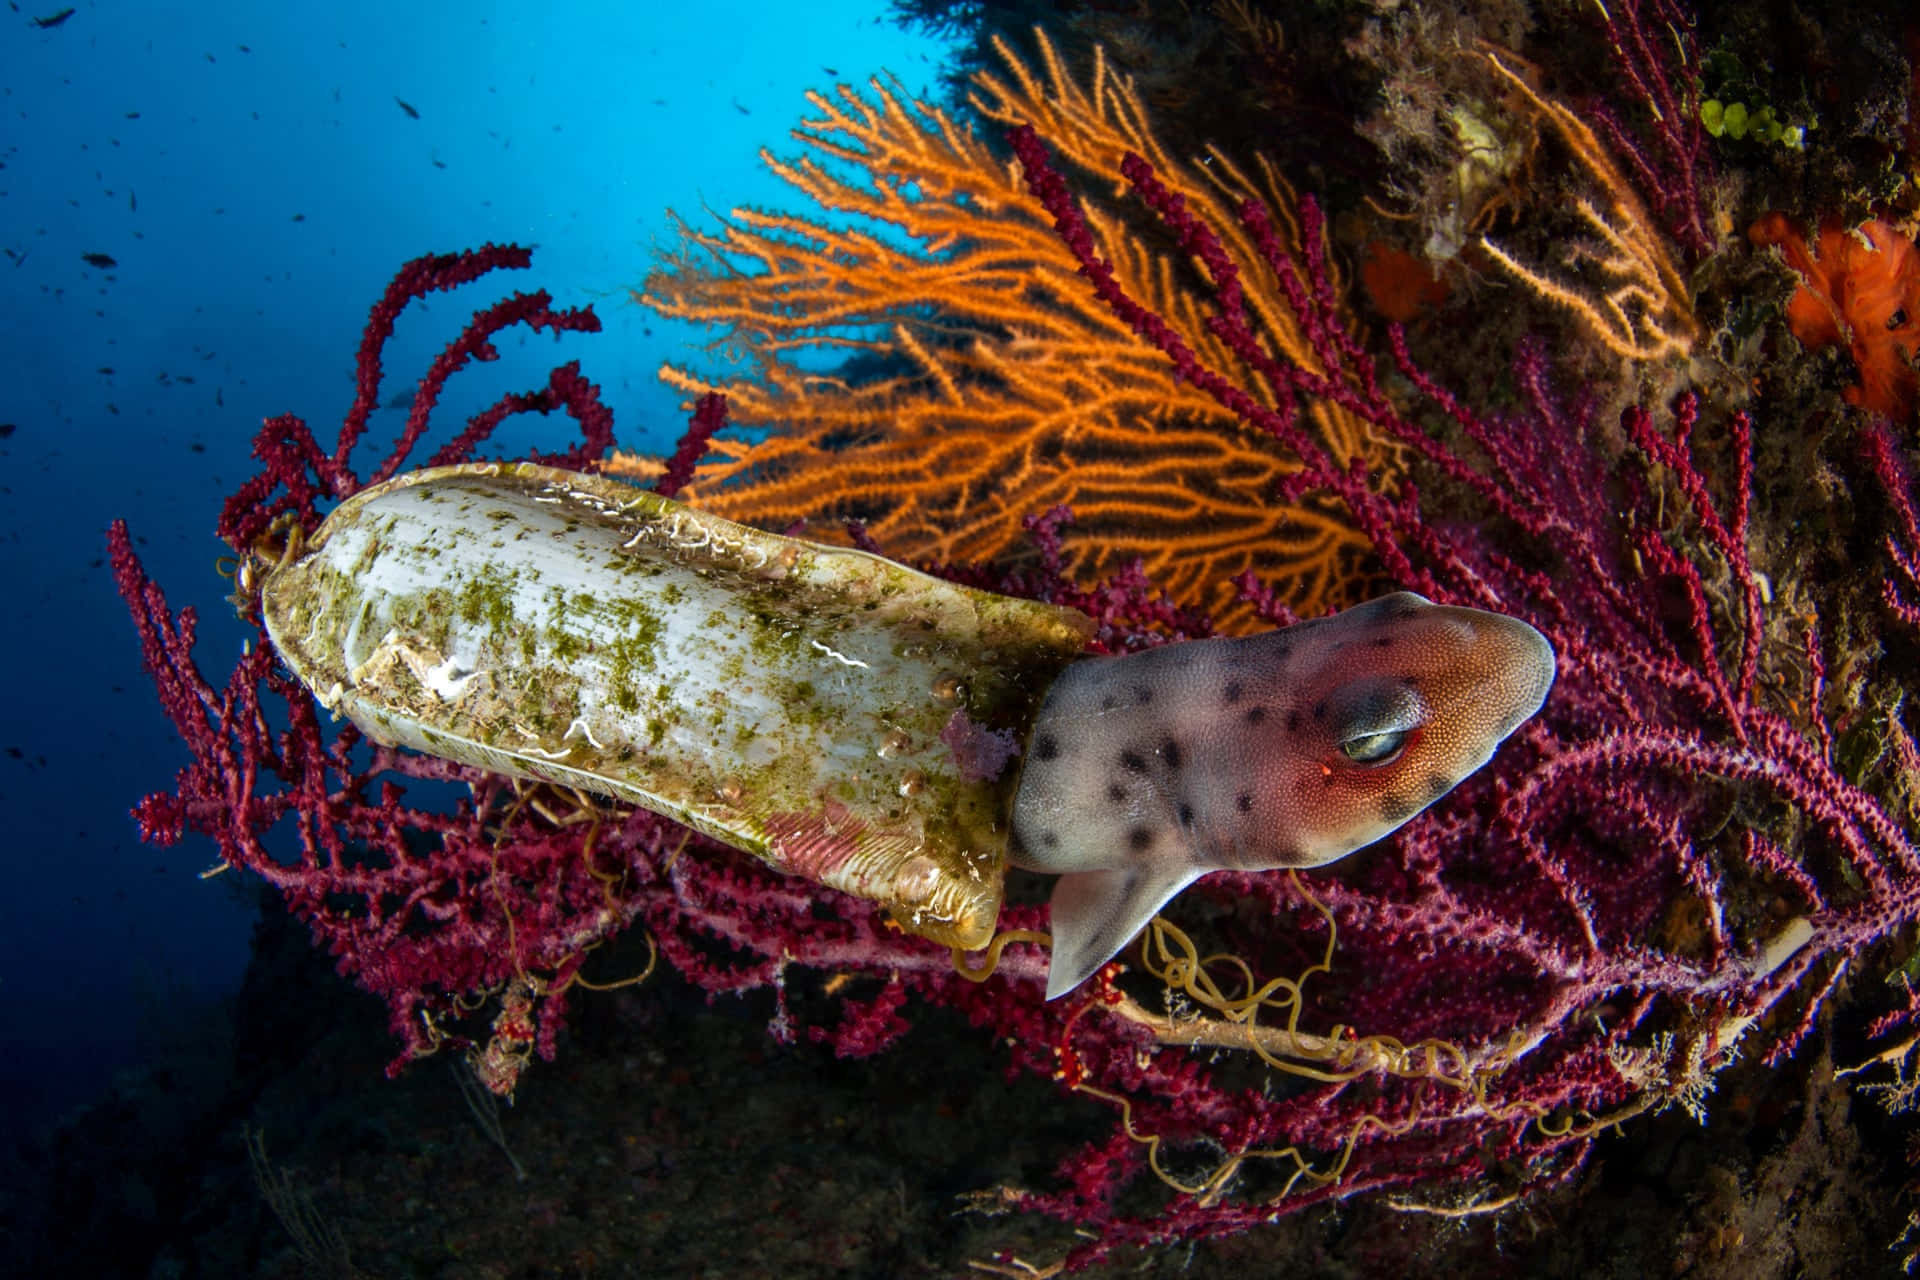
[1748, 212, 1920, 421]
[613, 29, 1399, 632]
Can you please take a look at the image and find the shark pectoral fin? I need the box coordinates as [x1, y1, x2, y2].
[1044, 864, 1204, 1000]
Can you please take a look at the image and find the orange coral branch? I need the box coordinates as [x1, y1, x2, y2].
[1476, 51, 1699, 363]
[618, 29, 1397, 631]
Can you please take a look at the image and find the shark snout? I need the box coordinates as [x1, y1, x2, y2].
[1478, 612, 1557, 736]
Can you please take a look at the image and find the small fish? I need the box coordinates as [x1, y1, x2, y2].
[32, 7, 74, 28]
[394, 96, 419, 119]
[81, 251, 116, 269]
[731, 98, 750, 116]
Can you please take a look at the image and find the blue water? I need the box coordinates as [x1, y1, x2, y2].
[0, 0, 954, 1140]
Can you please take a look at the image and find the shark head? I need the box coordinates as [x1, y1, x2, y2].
[1009, 592, 1555, 999]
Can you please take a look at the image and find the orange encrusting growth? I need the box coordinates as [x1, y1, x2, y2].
[1360, 242, 1451, 324]
[1749, 212, 1920, 421]
[612, 30, 1398, 632]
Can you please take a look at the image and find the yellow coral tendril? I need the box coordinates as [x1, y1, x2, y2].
[565, 932, 659, 993]
[950, 928, 1052, 982]
[1051, 872, 1585, 1204]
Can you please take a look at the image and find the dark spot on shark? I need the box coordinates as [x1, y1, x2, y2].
[1379, 793, 1417, 823]
[1034, 734, 1058, 761]
[1312, 700, 1327, 722]
[1424, 773, 1455, 802]
[1132, 684, 1153, 705]
[1245, 706, 1267, 726]
[1101, 694, 1118, 711]
[1177, 802, 1195, 828]
[1285, 710, 1300, 733]
[1128, 826, 1155, 850]
[1108, 782, 1128, 803]
[1119, 749, 1148, 773]
[1040, 830, 1060, 849]
[1373, 635, 1395, 648]
[1235, 792, 1254, 813]
[1161, 739, 1182, 770]
[1223, 680, 1243, 704]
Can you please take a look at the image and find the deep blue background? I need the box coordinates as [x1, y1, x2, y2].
[0, 0, 953, 1139]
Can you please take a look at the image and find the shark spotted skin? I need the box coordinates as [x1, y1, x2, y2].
[1010, 592, 1556, 999]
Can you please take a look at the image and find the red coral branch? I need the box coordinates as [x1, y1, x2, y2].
[110, 135, 1920, 1272]
[993, 126, 1920, 1265]
[654, 390, 728, 498]
[115, 247, 628, 1087]
[1587, 0, 1716, 258]
[218, 244, 607, 552]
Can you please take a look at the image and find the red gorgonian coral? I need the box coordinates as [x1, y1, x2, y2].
[108, 23, 1920, 1266]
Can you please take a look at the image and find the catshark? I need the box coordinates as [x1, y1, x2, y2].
[1010, 592, 1556, 999]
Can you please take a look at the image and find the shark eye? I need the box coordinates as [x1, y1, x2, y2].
[1339, 729, 1407, 765]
